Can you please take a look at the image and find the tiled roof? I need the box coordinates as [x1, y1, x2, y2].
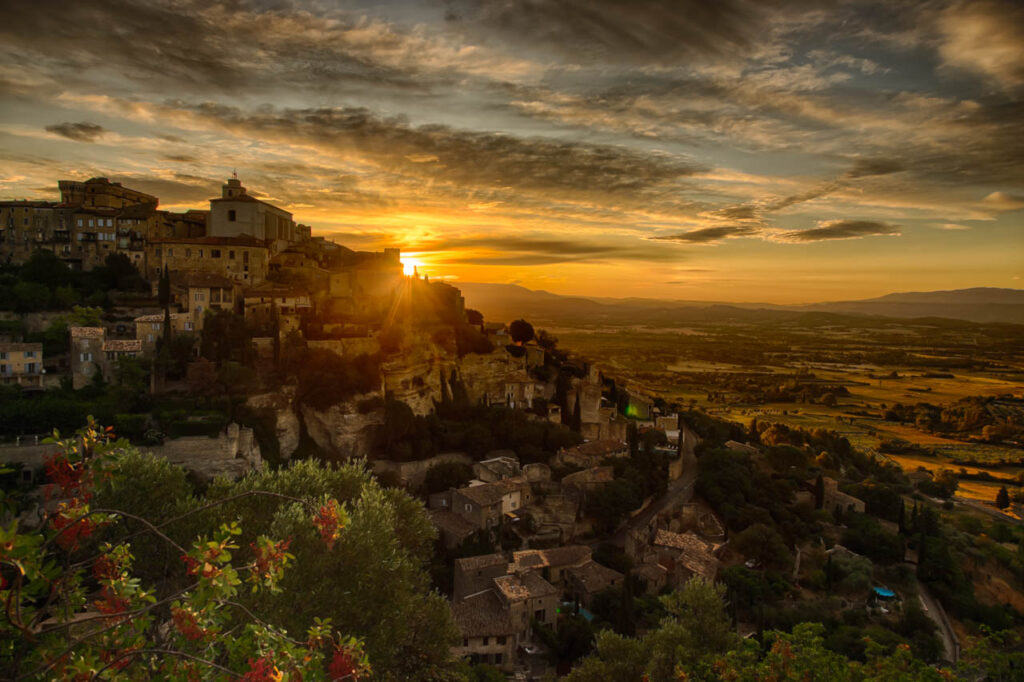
[494, 572, 557, 602]
[653, 530, 719, 581]
[455, 553, 507, 573]
[102, 339, 142, 352]
[457, 478, 524, 507]
[561, 466, 614, 489]
[568, 560, 623, 594]
[134, 313, 186, 323]
[70, 327, 104, 339]
[510, 545, 591, 572]
[561, 440, 629, 459]
[0, 342, 42, 353]
[451, 591, 518, 638]
[149, 235, 266, 248]
[633, 562, 668, 584]
[430, 511, 477, 540]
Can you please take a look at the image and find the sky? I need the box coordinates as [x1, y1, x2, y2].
[0, 0, 1022, 303]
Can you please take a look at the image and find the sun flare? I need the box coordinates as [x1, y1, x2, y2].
[401, 256, 423, 276]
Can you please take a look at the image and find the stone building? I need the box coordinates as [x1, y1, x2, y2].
[452, 478, 531, 530]
[146, 235, 270, 284]
[450, 591, 521, 671]
[0, 342, 43, 388]
[134, 313, 194, 353]
[70, 327, 105, 389]
[208, 176, 298, 243]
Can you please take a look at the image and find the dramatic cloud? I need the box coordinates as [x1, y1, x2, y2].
[936, 0, 1024, 91]
[845, 157, 906, 178]
[654, 225, 761, 244]
[0, 0, 1021, 300]
[44, 122, 106, 142]
[444, 0, 803, 65]
[982, 191, 1024, 211]
[778, 220, 901, 242]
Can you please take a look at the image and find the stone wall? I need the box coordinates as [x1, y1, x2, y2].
[308, 337, 380, 358]
[372, 451, 473, 488]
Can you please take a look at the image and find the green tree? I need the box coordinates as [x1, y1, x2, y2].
[996, 486, 1010, 509]
[733, 523, 793, 570]
[508, 318, 535, 344]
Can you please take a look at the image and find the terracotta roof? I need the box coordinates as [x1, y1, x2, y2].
[451, 591, 518, 638]
[70, 327, 104, 339]
[653, 530, 719, 581]
[430, 511, 477, 540]
[562, 466, 614, 489]
[561, 440, 629, 459]
[455, 553, 508, 573]
[653, 529, 711, 553]
[134, 313, 186, 323]
[149, 235, 267, 248]
[102, 339, 142, 352]
[510, 545, 591, 572]
[0, 342, 42, 353]
[457, 478, 524, 507]
[180, 272, 235, 288]
[633, 562, 668, 584]
[568, 561, 623, 594]
[494, 572, 557, 602]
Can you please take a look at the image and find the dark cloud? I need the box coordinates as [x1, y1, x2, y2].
[444, 0, 806, 65]
[845, 157, 906, 178]
[44, 122, 106, 142]
[162, 154, 197, 163]
[0, 0, 427, 97]
[779, 220, 901, 242]
[105, 173, 220, 205]
[173, 102, 702, 196]
[418, 233, 686, 265]
[654, 225, 760, 244]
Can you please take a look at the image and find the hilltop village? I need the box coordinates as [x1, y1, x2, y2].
[4, 177, 1022, 680]
[0, 175, 718, 673]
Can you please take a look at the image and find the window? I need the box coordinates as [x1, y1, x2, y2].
[493, 653, 503, 665]
[211, 249, 221, 258]
[228, 210, 236, 221]
[26, 363, 36, 373]
[185, 322, 194, 331]
[155, 248, 162, 257]
[24, 351, 34, 358]
[462, 638, 468, 647]
[482, 637, 488, 646]
[77, 218, 83, 227]
[0, 352, 6, 360]
[229, 250, 235, 259]
[194, 292, 205, 302]
[185, 248, 191, 257]
[199, 249, 204, 257]
[464, 503, 472, 512]
[497, 636, 506, 645]
[79, 352, 93, 362]
[534, 609, 545, 621]
[147, 334, 153, 343]
[168, 248, 173, 256]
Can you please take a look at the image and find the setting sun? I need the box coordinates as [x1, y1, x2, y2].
[401, 255, 423, 276]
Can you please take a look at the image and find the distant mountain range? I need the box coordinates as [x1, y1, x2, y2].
[456, 284, 1024, 326]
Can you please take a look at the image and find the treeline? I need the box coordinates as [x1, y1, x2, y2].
[0, 250, 147, 314]
[883, 395, 1023, 443]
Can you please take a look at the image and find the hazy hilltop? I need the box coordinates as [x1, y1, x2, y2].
[457, 283, 1024, 325]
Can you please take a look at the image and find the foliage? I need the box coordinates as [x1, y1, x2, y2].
[422, 461, 474, 494]
[508, 319, 535, 344]
[1, 421, 371, 681]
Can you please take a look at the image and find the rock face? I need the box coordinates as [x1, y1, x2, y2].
[146, 423, 262, 484]
[301, 391, 385, 458]
[247, 389, 301, 460]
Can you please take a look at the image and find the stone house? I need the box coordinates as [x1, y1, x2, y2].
[822, 477, 866, 514]
[648, 529, 720, 586]
[450, 590, 521, 671]
[452, 478, 531, 530]
[555, 439, 629, 468]
[134, 313, 194, 354]
[70, 327, 105, 389]
[509, 545, 593, 592]
[177, 272, 238, 330]
[473, 454, 521, 482]
[566, 560, 624, 607]
[147, 235, 269, 285]
[430, 510, 477, 551]
[0, 342, 43, 388]
[495, 571, 559, 632]
[454, 553, 509, 600]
